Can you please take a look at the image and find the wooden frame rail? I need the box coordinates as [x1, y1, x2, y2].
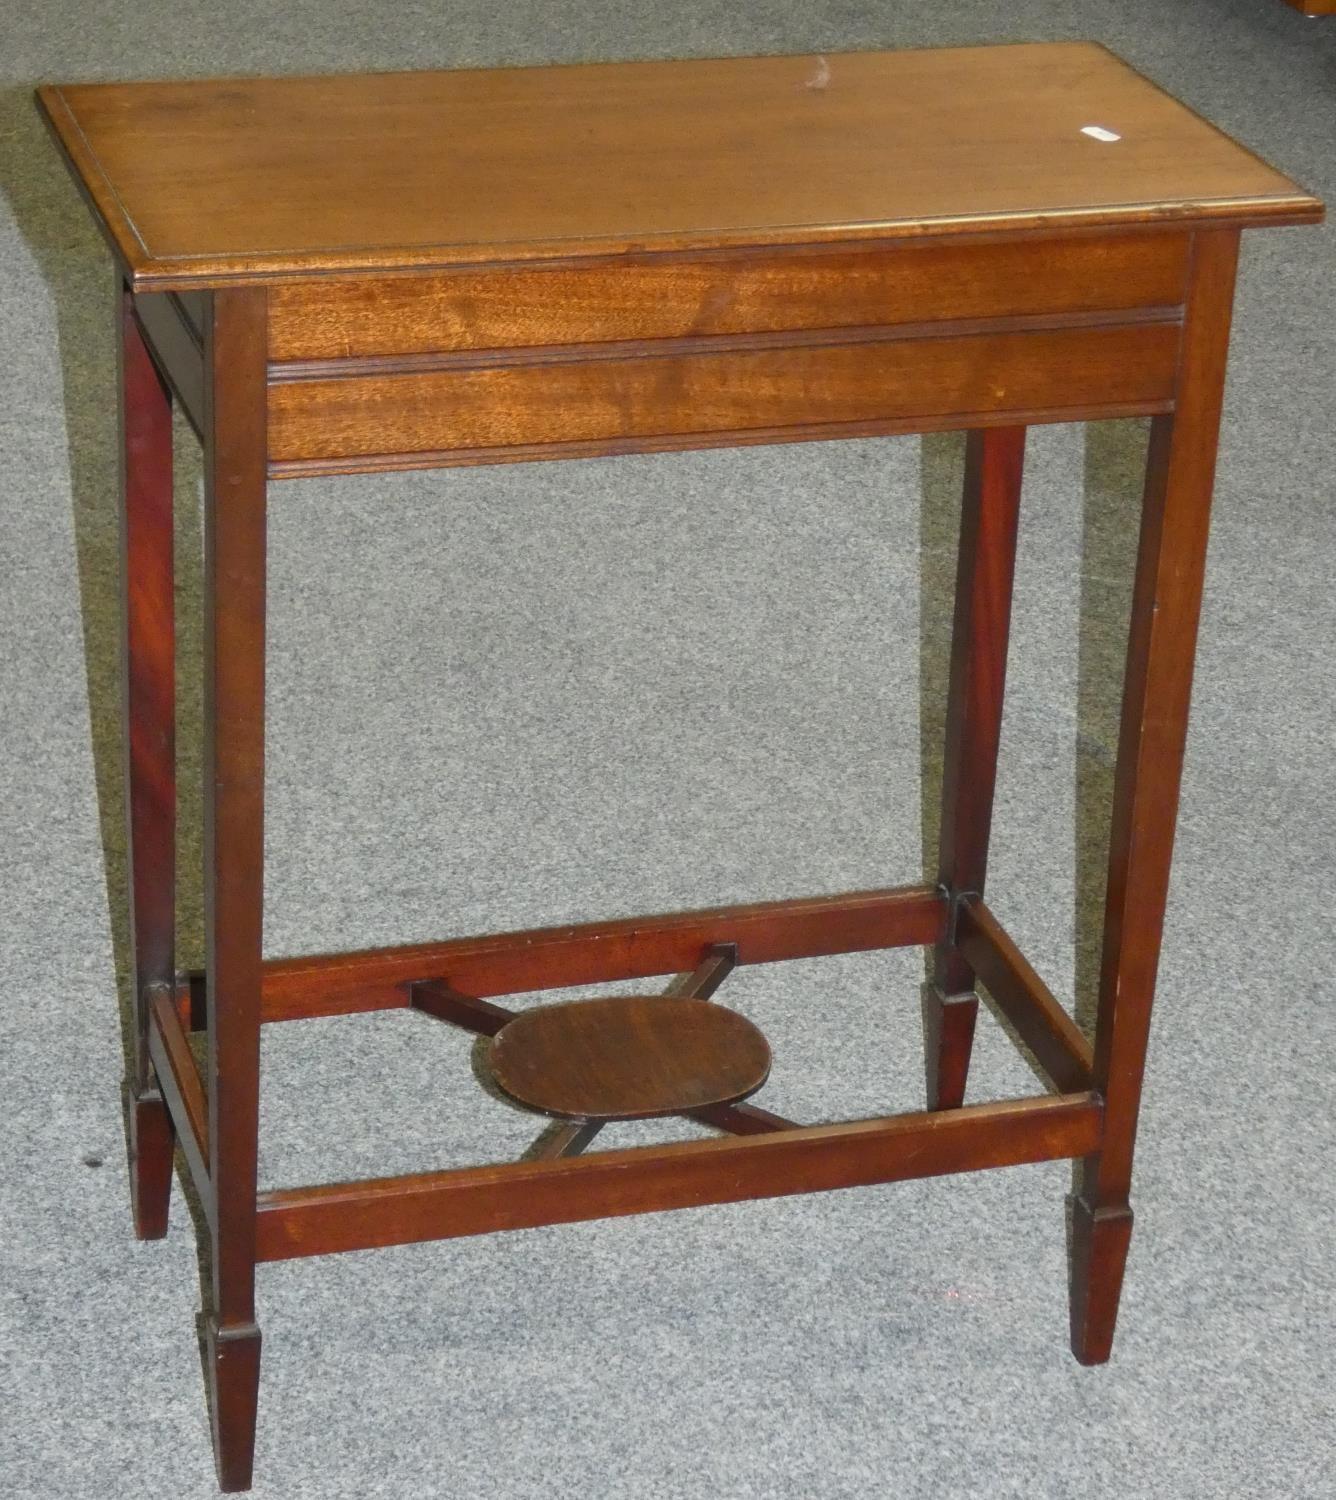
[255, 1091, 1103, 1261]
[954, 896, 1095, 1093]
[156, 887, 1098, 1246]
[255, 883, 949, 1022]
[146, 986, 211, 1209]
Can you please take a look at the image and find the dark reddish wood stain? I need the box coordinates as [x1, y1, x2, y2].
[923, 424, 1026, 1109]
[119, 285, 177, 1240]
[266, 236, 1191, 360]
[1070, 229, 1243, 1362]
[413, 946, 796, 1159]
[489, 996, 772, 1121]
[1068, 1196, 1135, 1365]
[265, 321, 1180, 471]
[268, 884, 948, 1021]
[255, 1093, 1105, 1261]
[955, 897, 1094, 1095]
[37, 42, 1322, 1493]
[205, 1320, 262, 1496]
[409, 980, 511, 1036]
[689, 1099, 797, 1135]
[132, 290, 205, 436]
[530, 1119, 606, 1160]
[920, 987, 979, 1115]
[146, 986, 210, 1200]
[201, 287, 269, 1493]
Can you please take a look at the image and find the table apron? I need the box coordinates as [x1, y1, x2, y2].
[264, 315, 1181, 475]
[132, 232, 1195, 478]
[266, 233, 1192, 359]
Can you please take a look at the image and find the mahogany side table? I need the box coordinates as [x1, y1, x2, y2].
[37, 43, 1323, 1491]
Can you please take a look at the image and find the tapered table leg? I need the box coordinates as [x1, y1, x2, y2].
[1070, 229, 1240, 1363]
[119, 283, 177, 1239]
[201, 287, 268, 1490]
[923, 425, 1026, 1109]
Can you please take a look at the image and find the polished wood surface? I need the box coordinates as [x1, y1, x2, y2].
[266, 318, 1180, 475]
[127, 229, 1193, 481]
[261, 883, 948, 1021]
[255, 1092, 1104, 1261]
[1071, 229, 1242, 1364]
[41, 39, 1324, 1493]
[489, 996, 772, 1121]
[37, 44, 1319, 289]
[201, 289, 268, 1492]
[267, 235, 1192, 360]
[146, 987, 210, 1191]
[923, 426, 1026, 1110]
[119, 288, 177, 1240]
[414, 948, 796, 1160]
[955, 896, 1094, 1095]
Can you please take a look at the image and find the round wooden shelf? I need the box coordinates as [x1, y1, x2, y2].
[487, 995, 772, 1121]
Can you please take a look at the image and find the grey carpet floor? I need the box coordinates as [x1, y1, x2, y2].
[2, 2, 1334, 1497]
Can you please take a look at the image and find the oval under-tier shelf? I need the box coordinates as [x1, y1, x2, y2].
[487, 995, 772, 1122]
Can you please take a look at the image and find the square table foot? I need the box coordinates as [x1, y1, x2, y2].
[204, 1317, 262, 1493]
[919, 983, 979, 1111]
[1067, 1193, 1135, 1365]
[126, 1082, 175, 1240]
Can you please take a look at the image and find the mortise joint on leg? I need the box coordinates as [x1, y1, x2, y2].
[942, 883, 982, 952]
[208, 1317, 262, 1348]
[935, 882, 959, 948]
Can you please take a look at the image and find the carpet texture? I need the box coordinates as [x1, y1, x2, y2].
[2, 3, 1334, 1497]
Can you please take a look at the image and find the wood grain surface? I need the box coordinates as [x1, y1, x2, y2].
[201, 288, 269, 1493]
[955, 896, 1094, 1094]
[36, 44, 1321, 288]
[255, 1092, 1104, 1260]
[266, 234, 1191, 360]
[488, 995, 772, 1120]
[119, 286, 178, 1239]
[62, 36, 1326, 1491]
[267, 321, 1181, 468]
[922, 425, 1026, 1109]
[257, 885, 948, 1022]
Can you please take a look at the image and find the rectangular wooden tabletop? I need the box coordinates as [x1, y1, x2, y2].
[38, 42, 1321, 290]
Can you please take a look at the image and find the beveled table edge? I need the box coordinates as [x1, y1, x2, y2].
[33, 54, 1325, 293]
